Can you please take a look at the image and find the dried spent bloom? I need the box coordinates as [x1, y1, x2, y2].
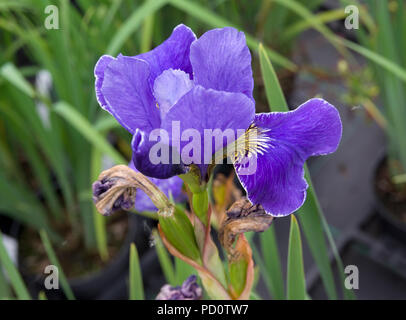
[156, 275, 202, 300]
[219, 198, 273, 260]
[127, 161, 187, 212]
[92, 165, 174, 217]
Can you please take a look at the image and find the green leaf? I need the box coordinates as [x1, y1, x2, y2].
[0, 265, 11, 299]
[260, 225, 285, 300]
[283, 8, 348, 40]
[91, 148, 108, 261]
[271, 0, 348, 57]
[0, 101, 61, 217]
[0, 62, 35, 98]
[107, 0, 168, 55]
[168, 0, 296, 71]
[38, 291, 47, 300]
[0, 71, 76, 221]
[94, 115, 121, 133]
[39, 230, 75, 300]
[338, 37, 406, 83]
[129, 243, 144, 300]
[0, 169, 54, 237]
[153, 230, 176, 286]
[140, 12, 155, 53]
[287, 215, 306, 300]
[174, 257, 196, 285]
[298, 171, 338, 299]
[0, 232, 30, 300]
[258, 44, 287, 111]
[53, 101, 126, 165]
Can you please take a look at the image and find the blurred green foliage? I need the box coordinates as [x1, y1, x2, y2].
[0, 0, 336, 269]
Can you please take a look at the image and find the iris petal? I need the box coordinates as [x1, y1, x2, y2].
[97, 55, 160, 134]
[136, 24, 196, 87]
[161, 85, 255, 178]
[153, 69, 194, 120]
[235, 98, 342, 216]
[94, 55, 114, 108]
[131, 128, 186, 179]
[190, 27, 254, 101]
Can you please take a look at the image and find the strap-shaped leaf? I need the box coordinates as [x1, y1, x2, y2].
[287, 215, 306, 300]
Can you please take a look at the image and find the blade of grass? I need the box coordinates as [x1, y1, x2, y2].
[0, 169, 54, 237]
[0, 0, 32, 10]
[0, 62, 75, 219]
[0, 232, 30, 300]
[283, 9, 348, 40]
[258, 43, 287, 110]
[287, 215, 306, 300]
[38, 291, 47, 300]
[129, 243, 144, 300]
[94, 115, 121, 132]
[259, 225, 285, 300]
[168, 0, 296, 71]
[140, 12, 155, 53]
[59, 0, 97, 249]
[39, 229, 75, 300]
[249, 242, 276, 299]
[336, 37, 406, 83]
[174, 256, 195, 285]
[53, 101, 126, 165]
[107, 0, 168, 55]
[320, 208, 356, 300]
[0, 268, 11, 299]
[0, 63, 35, 97]
[91, 148, 108, 261]
[101, 0, 123, 33]
[272, 0, 349, 57]
[0, 101, 61, 215]
[153, 230, 176, 286]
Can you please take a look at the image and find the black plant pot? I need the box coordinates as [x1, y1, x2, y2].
[20, 213, 154, 300]
[97, 247, 166, 300]
[373, 153, 406, 243]
[0, 215, 20, 238]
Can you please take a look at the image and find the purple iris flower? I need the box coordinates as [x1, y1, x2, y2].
[95, 24, 254, 180]
[94, 24, 342, 217]
[128, 162, 186, 212]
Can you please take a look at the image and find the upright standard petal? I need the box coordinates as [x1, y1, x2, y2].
[153, 69, 194, 120]
[127, 162, 186, 212]
[94, 55, 114, 108]
[98, 55, 160, 134]
[190, 27, 254, 101]
[235, 98, 342, 216]
[136, 24, 196, 86]
[161, 85, 255, 178]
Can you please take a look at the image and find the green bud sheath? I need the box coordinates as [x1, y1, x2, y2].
[158, 207, 201, 263]
[192, 190, 209, 225]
